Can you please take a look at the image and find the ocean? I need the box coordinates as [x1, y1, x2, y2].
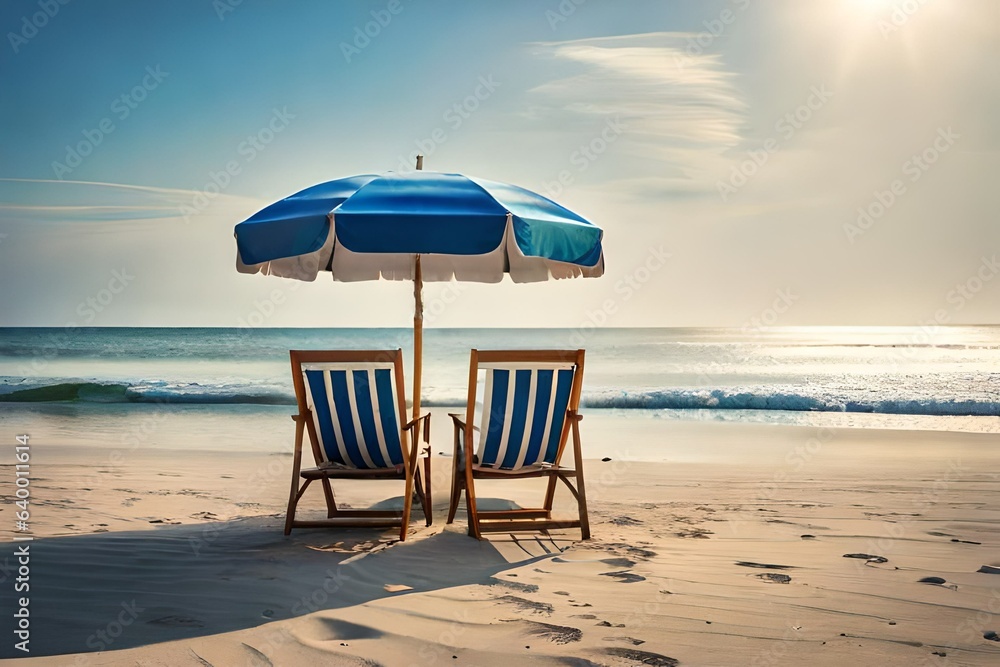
[1, 327, 998, 444]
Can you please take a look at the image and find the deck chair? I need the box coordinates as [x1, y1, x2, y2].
[446, 349, 590, 540]
[285, 350, 431, 541]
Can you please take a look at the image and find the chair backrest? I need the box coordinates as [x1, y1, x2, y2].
[290, 350, 408, 469]
[466, 350, 585, 470]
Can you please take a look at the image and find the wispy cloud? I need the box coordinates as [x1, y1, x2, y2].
[526, 32, 747, 194]
[0, 178, 264, 224]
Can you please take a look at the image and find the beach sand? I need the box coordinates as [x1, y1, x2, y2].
[2, 410, 999, 665]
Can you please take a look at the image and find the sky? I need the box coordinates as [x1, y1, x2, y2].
[1, 0, 998, 328]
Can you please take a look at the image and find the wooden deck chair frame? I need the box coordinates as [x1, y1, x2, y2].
[446, 349, 590, 540]
[285, 349, 432, 541]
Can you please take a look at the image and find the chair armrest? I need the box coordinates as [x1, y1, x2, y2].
[449, 413, 482, 468]
[403, 412, 432, 444]
[291, 412, 309, 423]
[449, 413, 479, 432]
[403, 412, 431, 430]
[567, 409, 583, 422]
[450, 414, 465, 465]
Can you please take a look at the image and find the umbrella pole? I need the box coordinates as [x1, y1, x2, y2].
[412, 154, 424, 421]
[413, 254, 423, 421]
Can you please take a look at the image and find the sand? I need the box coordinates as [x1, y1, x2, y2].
[2, 411, 999, 665]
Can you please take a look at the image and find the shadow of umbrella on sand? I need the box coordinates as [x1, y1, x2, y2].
[8, 519, 562, 658]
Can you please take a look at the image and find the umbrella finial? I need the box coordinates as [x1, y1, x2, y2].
[415, 155, 423, 171]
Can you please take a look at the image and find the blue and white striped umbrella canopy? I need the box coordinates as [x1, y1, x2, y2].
[235, 171, 604, 283]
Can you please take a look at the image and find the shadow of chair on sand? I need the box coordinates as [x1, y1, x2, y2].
[8, 510, 575, 660]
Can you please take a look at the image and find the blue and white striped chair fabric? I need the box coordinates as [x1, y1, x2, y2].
[476, 363, 576, 470]
[301, 362, 405, 469]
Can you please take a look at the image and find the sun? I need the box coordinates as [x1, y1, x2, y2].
[824, 0, 932, 83]
[844, 0, 900, 15]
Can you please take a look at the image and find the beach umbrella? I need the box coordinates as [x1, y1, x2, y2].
[234, 160, 605, 420]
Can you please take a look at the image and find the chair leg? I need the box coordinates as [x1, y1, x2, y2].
[423, 455, 433, 526]
[464, 465, 482, 540]
[285, 418, 307, 536]
[447, 456, 463, 524]
[321, 478, 337, 518]
[571, 417, 591, 540]
[542, 475, 558, 517]
[447, 478, 463, 524]
[574, 468, 591, 540]
[414, 465, 431, 526]
[447, 420, 462, 524]
[284, 475, 300, 536]
[399, 463, 416, 542]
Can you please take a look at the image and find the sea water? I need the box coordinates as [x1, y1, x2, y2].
[0, 327, 997, 441]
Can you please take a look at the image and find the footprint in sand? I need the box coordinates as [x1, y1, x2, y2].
[600, 571, 646, 583]
[627, 547, 657, 558]
[603, 636, 645, 645]
[596, 543, 658, 560]
[495, 595, 553, 615]
[239, 642, 273, 667]
[520, 621, 582, 645]
[312, 618, 382, 641]
[675, 528, 713, 539]
[919, 577, 949, 585]
[604, 648, 679, 666]
[147, 615, 205, 628]
[735, 561, 795, 570]
[843, 553, 888, 564]
[756, 573, 792, 584]
[493, 579, 539, 594]
[609, 516, 643, 526]
[918, 577, 959, 590]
